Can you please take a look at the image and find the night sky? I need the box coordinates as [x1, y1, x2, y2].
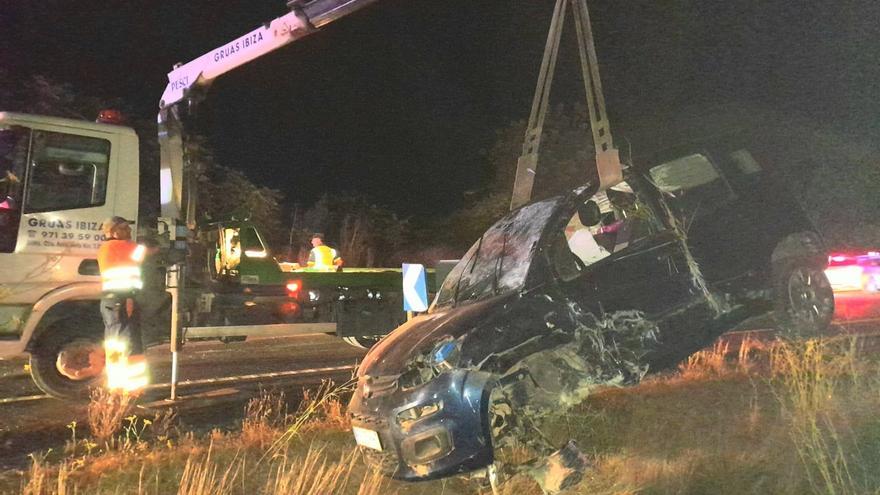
[3, 0, 878, 218]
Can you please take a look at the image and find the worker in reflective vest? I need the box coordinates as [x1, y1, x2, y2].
[306, 233, 343, 271]
[97, 216, 148, 393]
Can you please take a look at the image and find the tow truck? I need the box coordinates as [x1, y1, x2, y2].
[0, 0, 431, 399]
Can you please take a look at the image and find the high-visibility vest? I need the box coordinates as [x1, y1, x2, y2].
[97, 240, 146, 292]
[308, 245, 339, 271]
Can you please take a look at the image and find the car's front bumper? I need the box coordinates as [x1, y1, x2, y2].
[349, 369, 495, 480]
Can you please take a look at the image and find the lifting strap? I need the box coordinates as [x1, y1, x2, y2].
[510, 0, 622, 211]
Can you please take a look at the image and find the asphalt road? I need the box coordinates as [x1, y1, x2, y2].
[0, 334, 367, 469]
[0, 290, 878, 470]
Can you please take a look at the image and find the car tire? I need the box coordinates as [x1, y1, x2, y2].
[342, 335, 382, 349]
[30, 322, 105, 400]
[774, 260, 835, 338]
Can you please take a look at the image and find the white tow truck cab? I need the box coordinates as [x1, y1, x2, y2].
[0, 112, 139, 396]
[0, 0, 419, 400]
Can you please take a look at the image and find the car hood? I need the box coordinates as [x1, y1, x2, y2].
[358, 292, 519, 377]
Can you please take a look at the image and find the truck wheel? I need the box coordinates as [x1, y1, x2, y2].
[30, 324, 105, 400]
[342, 336, 382, 349]
[774, 261, 835, 338]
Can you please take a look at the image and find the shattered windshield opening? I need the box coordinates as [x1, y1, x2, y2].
[435, 198, 562, 309]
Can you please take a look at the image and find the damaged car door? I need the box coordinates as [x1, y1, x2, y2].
[554, 178, 721, 370]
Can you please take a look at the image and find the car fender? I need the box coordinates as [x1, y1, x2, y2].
[770, 231, 827, 268]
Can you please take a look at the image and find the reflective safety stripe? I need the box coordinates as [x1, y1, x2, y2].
[104, 339, 149, 392]
[104, 338, 128, 355]
[131, 244, 146, 262]
[101, 266, 143, 292]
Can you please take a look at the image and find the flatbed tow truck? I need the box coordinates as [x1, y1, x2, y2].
[0, 0, 429, 399]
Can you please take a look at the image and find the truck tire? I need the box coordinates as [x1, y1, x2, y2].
[30, 323, 105, 400]
[774, 260, 835, 339]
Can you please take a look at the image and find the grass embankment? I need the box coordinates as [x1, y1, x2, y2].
[6, 335, 880, 494]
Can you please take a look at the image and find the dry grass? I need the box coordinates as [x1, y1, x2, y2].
[355, 465, 391, 495]
[241, 389, 289, 448]
[176, 441, 241, 495]
[264, 380, 354, 459]
[264, 446, 355, 494]
[300, 381, 351, 431]
[10, 335, 880, 495]
[678, 340, 733, 378]
[11, 380, 403, 495]
[769, 337, 870, 495]
[21, 456, 72, 495]
[87, 388, 135, 447]
[677, 334, 769, 379]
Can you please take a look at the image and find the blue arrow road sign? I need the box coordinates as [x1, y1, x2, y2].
[402, 263, 429, 312]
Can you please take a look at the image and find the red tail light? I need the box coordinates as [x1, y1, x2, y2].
[286, 280, 301, 299]
[279, 301, 301, 316]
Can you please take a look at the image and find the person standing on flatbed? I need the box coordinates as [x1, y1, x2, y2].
[306, 233, 343, 271]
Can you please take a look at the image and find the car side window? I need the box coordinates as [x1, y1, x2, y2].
[648, 153, 735, 219]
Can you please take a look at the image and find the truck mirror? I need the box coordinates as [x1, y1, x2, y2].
[577, 200, 601, 227]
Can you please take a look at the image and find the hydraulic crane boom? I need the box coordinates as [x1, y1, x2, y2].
[158, 0, 379, 225]
[155, 0, 379, 400]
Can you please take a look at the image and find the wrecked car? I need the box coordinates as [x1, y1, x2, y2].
[348, 141, 834, 482]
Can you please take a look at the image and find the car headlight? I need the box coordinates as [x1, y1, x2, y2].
[431, 340, 460, 370]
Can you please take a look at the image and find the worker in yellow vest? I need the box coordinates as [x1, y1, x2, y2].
[97, 216, 149, 393]
[306, 233, 343, 271]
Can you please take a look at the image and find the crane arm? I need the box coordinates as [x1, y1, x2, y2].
[160, 0, 378, 109]
[158, 0, 378, 223]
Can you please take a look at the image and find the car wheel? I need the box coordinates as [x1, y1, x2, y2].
[774, 261, 835, 338]
[30, 323, 105, 400]
[342, 335, 382, 349]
